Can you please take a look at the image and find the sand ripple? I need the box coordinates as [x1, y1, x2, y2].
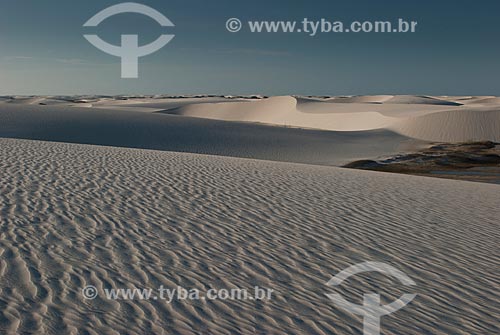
[0, 138, 498, 334]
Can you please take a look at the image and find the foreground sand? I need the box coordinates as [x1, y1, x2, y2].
[0, 138, 498, 335]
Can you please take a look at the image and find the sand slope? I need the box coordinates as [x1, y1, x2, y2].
[163, 96, 500, 142]
[0, 138, 498, 335]
[392, 108, 500, 142]
[2, 95, 499, 142]
[165, 96, 396, 131]
[0, 103, 419, 166]
[384, 95, 462, 106]
[327, 95, 393, 103]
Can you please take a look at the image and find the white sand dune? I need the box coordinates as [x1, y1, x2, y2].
[0, 138, 498, 335]
[0, 103, 416, 166]
[294, 95, 393, 104]
[84, 105, 167, 113]
[392, 108, 500, 142]
[0, 96, 101, 107]
[162, 95, 500, 142]
[2, 97, 50, 105]
[164, 96, 425, 131]
[165, 96, 298, 122]
[295, 96, 335, 103]
[0, 96, 499, 334]
[436, 96, 497, 105]
[327, 95, 394, 103]
[0, 96, 253, 109]
[295, 101, 454, 118]
[383, 95, 462, 106]
[2, 94, 499, 142]
[462, 97, 500, 106]
[91, 96, 243, 110]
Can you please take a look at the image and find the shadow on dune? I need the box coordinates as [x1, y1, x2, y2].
[0, 104, 418, 166]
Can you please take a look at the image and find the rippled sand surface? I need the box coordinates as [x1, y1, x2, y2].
[0, 138, 498, 334]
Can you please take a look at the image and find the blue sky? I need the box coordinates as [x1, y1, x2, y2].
[1, 0, 499, 95]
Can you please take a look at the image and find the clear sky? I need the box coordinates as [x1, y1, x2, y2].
[1, 0, 499, 95]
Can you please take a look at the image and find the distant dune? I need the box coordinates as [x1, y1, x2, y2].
[460, 97, 500, 105]
[2, 94, 500, 143]
[155, 95, 499, 142]
[165, 96, 396, 131]
[392, 108, 500, 142]
[2, 94, 499, 148]
[383, 95, 462, 105]
[328, 95, 393, 103]
[0, 102, 415, 166]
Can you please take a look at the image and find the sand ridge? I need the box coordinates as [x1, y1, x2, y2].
[152, 95, 500, 142]
[0, 102, 421, 166]
[2, 95, 499, 142]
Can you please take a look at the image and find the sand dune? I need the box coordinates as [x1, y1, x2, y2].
[392, 108, 500, 142]
[327, 95, 393, 103]
[0, 103, 416, 166]
[165, 96, 397, 131]
[462, 97, 500, 106]
[91, 96, 244, 110]
[0, 138, 498, 335]
[384, 95, 462, 106]
[436, 96, 497, 105]
[161, 95, 499, 142]
[295, 101, 453, 118]
[2, 95, 499, 143]
[0, 95, 499, 334]
[295, 96, 335, 103]
[2, 97, 50, 105]
[165, 96, 297, 122]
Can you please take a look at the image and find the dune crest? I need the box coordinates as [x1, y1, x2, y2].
[161, 95, 500, 142]
[166, 96, 395, 131]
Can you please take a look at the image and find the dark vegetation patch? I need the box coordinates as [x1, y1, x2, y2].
[344, 141, 500, 184]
